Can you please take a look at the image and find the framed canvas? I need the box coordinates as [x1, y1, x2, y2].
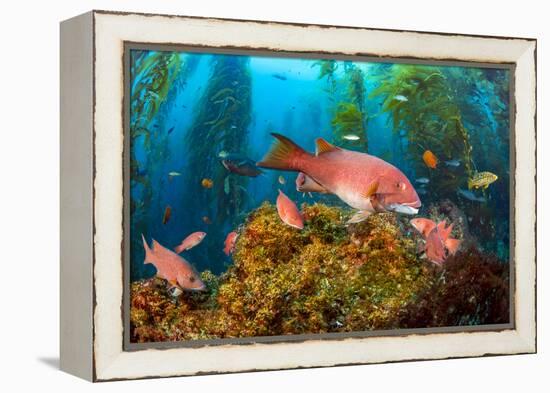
[60, 10, 537, 382]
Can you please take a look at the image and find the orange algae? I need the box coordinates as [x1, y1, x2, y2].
[130, 202, 509, 343]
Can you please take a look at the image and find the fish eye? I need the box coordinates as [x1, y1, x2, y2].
[189, 276, 196, 283]
[396, 182, 406, 190]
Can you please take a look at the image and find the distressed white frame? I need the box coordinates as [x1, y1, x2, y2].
[62, 10, 536, 381]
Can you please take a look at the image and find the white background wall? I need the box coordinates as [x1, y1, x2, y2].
[0, 0, 546, 391]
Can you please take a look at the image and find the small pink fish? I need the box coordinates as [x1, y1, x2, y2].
[276, 189, 304, 229]
[174, 231, 206, 254]
[410, 218, 461, 266]
[223, 231, 238, 255]
[142, 235, 205, 291]
[410, 218, 436, 238]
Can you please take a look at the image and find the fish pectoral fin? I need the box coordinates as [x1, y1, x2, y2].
[346, 210, 372, 224]
[361, 180, 379, 200]
[315, 137, 340, 156]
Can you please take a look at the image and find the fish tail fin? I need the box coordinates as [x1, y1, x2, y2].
[257, 133, 310, 171]
[445, 238, 461, 255]
[142, 234, 153, 264]
[174, 244, 184, 254]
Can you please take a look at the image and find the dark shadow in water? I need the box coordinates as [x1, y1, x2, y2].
[37, 357, 59, 370]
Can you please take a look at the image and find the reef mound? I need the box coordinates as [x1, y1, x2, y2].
[130, 202, 509, 343]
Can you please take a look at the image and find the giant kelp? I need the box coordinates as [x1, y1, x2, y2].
[314, 61, 369, 151]
[337, 63, 368, 151]
[331, 103, 364, 143]
[130, 202, 509, 342]
[368, 65, 502, 255]
[129, 51, 182, 279]
[181, 55, 252, 273]
[129, 51, 199, 279]
[368, 64, 510, 260]
[443, 67, 511, 260]
[370, 65, 475, 181]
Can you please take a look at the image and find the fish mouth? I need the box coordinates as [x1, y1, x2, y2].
[388, 201, 421, 215]
[190, 284, 207, 292]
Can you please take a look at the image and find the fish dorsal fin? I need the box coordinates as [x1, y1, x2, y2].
[152, 239, 163, 251]
[441, 223, 453, 241]
[315, 138, 340, 156]
[436, 221, 452, 241]
[151, 238, 171, 257]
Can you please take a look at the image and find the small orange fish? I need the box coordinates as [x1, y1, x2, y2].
[223, 231, 238, 255]
[201, 178, 214, 188]
[202, 216, 212, 225]
[422, 150, 438, 169]
[162, 206, 172, 225]
[276, 189, 304, 229]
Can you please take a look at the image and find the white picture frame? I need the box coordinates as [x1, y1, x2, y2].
[60, 10, 536, 382]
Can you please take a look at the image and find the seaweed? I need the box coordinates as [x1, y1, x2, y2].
[369, 65, 478, 202]
[180, 55, 253, 273]
[397, 247, 509, 327]
[312, 59, 338, 81]
[129, 202, 509, 342]
[128, 51, 198, 279]
[331, 103, 365, 148]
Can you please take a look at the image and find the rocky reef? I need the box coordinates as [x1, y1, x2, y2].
[130, 202, 509, 343]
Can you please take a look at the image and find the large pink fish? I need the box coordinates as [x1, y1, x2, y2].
[295, 172, 329, 194]
[174, 231, 206, 254]
[142, 235, 206, 291]
[258, 133, 421, 223]
[410, 218, 461, 266]
[276, 189, 304, 229]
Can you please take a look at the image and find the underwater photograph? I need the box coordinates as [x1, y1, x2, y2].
[127, 47, 512, 344]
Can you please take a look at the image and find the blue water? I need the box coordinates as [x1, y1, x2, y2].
[129, 49, 510, 280]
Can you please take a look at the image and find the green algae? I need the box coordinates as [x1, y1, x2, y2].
[130, 202, 509, 343]
[370, 65, 476, 179]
